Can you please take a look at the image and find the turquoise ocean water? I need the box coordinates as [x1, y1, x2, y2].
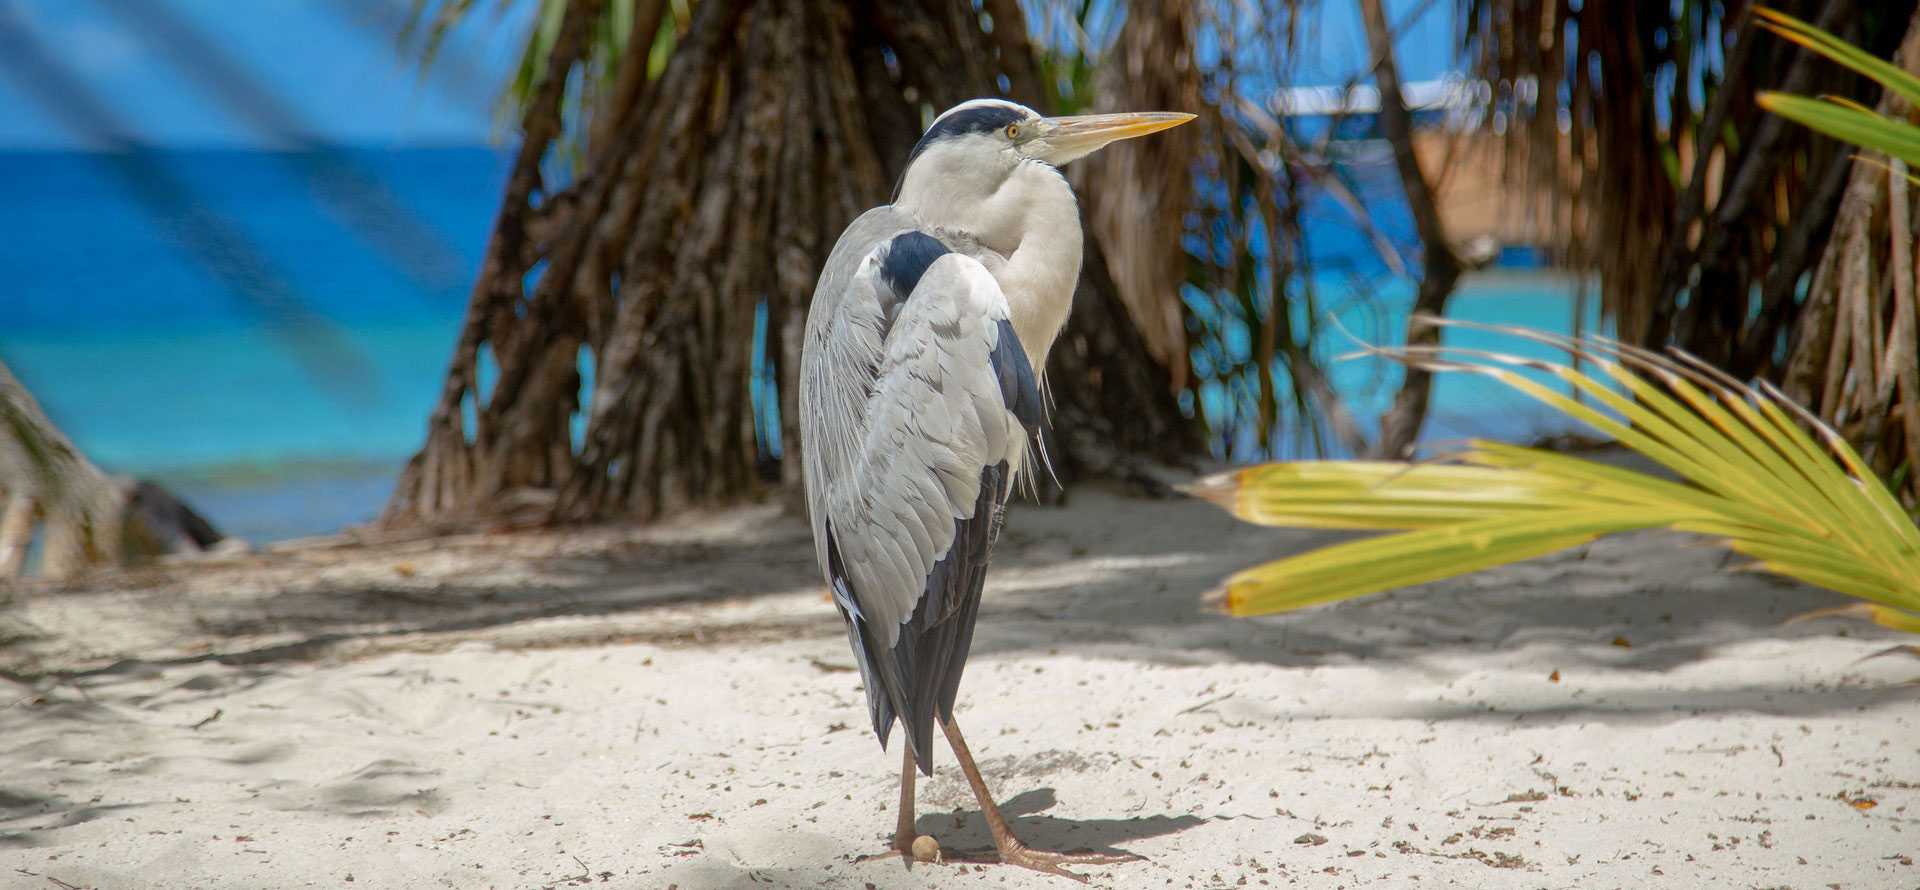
[2, 148, 503, 542]
[0, 147, 1597, 544]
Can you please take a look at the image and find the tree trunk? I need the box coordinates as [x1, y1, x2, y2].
[1062, 0, 1209, 481]
[383, 0, 1200, 529]
[1784, 8, 1920, 507]
[1079, 2, 1203, 396]
[1047, 227, 1205, 488]
[1362, 0, 1461, 459]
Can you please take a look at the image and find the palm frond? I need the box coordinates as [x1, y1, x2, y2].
[1757, 92, 1920, 167]
[1756, 8, 1920, 107]
[1191, 320, 1920, 628]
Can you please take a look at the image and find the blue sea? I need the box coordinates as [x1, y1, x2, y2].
[0, 147, 1597, 544]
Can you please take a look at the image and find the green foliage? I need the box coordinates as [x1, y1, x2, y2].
[1027, 0, 1102, 114]
[1758, 8, 1920, 105]
[1756, 9, 1920, 173]
[1761, 93, 1920, 169]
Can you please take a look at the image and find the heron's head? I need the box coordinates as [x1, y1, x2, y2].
[892, 99, 1194, 209]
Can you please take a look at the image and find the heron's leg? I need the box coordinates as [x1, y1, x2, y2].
[892, 744, 917, 854]
[853, 747, 921, 864]
[938, 715, 1134, 882]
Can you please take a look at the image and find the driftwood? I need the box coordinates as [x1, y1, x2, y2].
[0, 359, 227, 580]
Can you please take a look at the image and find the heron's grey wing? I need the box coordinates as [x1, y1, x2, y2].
[800, 209, 918, 754]
[800, 208, 916, 579]
[835, 251, 1034, 633]
[799, 224, 1043, 774]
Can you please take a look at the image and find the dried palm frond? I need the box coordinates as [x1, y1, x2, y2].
[1187, 320, 1920, 627]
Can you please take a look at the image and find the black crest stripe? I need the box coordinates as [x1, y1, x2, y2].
[892, 102, 1028, 201]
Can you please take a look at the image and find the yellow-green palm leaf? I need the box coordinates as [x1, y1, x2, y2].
[1191, 320, 1920, 629]
[1755, 8, 1920, 172]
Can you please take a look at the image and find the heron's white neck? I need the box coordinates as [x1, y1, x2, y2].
[897, 160, 1081, 365]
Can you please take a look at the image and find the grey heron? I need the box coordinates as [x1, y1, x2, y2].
[800, 98, 1193, 879]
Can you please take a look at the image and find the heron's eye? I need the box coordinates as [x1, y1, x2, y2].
[1005, 124, 1020, 140]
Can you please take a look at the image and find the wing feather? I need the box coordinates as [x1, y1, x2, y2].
[799, 220, 1044, 775]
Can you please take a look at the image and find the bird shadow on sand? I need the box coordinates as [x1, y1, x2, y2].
[913, 787, 1204, 859]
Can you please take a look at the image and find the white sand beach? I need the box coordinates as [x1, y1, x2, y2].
[4, 481, 1917, 888]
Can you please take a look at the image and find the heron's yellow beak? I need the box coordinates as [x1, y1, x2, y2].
[1030, 111, 1196, 164]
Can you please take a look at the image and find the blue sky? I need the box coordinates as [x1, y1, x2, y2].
[0, 0, 1457, 151]
[1287, 0, 1459, 86]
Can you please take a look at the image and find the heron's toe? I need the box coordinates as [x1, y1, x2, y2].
[944, 840, 1139, 882]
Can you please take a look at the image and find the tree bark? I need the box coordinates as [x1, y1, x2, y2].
[1783, 8, 1920, 506]
[1061, 0, 1208, 479]
[1047, 223, 1205, 488]
[1361, 0, 1461, 459]
[1080, 2, 1203, 395]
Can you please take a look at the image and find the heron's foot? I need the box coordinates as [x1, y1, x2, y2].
[944, 839, 1137, 882]
[851, 847, 906, 865]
